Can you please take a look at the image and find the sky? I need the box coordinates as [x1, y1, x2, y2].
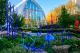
[9, 0, 68, 15]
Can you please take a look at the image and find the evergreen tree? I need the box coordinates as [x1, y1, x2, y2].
[0, 0, 6, 27]
[59, 6, 73, 27]
[13, 13, 25, 28]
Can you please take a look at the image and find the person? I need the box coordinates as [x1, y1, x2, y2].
[75, 19, 79, 29]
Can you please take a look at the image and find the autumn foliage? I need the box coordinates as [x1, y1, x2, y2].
[46, 12, 58, 24]
[46, 1, 76, 24]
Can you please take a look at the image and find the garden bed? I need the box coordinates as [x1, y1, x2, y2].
[0, 32, 80, 53]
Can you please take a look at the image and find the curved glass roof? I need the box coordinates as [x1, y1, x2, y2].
[14, 0, 46, 27]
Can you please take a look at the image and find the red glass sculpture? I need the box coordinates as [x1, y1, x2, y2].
[75, 20, 79, 29]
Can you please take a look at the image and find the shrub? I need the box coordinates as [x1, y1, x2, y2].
[24, 36, 45, 49]
[45, 46, 54, 53]
[12, 38, 22, 45]
[52, 40, 62, 46]
[71, 32, 80, 38]
[0, 38, 13, 50]
[75, 40, 80, 46]
[34, 36, 45, 48]
[75, 40, 80, 49]
[24, 36, 37, 47]
[24, 38, 33, 45]
[64, 39, 77, 52]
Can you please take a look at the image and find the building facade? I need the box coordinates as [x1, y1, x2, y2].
[68, 0, 78, 4]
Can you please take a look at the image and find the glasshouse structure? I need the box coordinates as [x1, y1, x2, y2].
[14, 0, 47, 28]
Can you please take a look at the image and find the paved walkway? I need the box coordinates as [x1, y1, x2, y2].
[0, 31, 7, 35]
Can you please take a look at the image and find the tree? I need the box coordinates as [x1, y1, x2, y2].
[0, 0, 6, 29]
[13, 13, 25, 28]
[59, 6, 73, 27]
[46, 11, 58, 24]
[65, 1, 76, 14]
[54, 5, 63, 16]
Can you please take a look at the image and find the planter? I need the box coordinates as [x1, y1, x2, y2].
[52, 45, 70, 53]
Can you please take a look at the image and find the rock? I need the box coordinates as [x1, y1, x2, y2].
[52, 45, 70, 53]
